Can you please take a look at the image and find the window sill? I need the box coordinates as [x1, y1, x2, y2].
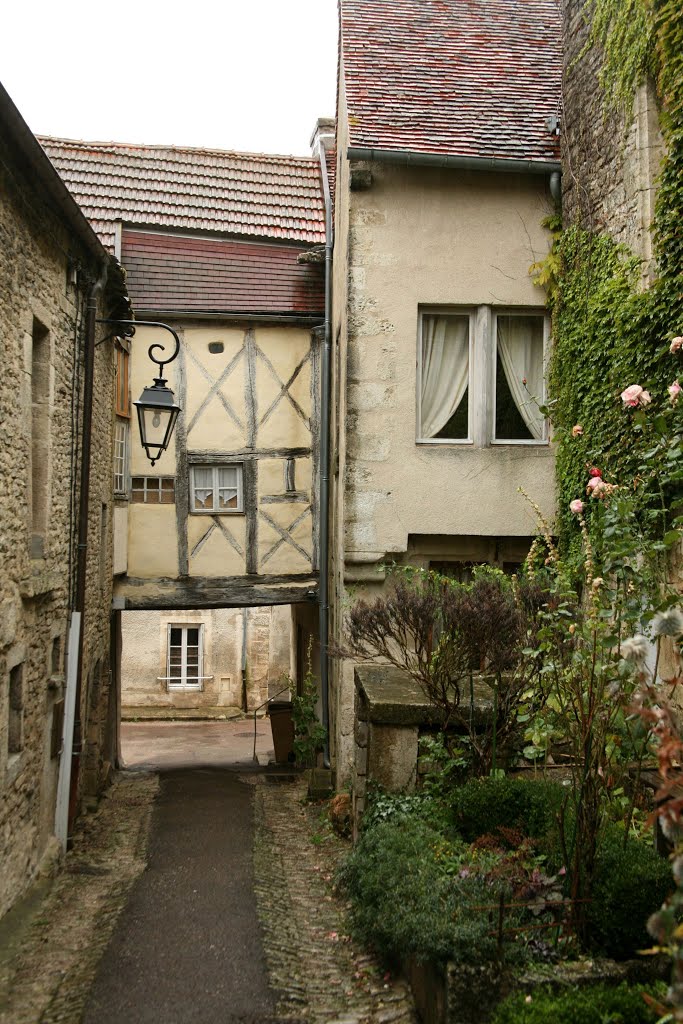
[416, 438, 473, 446]
[189, 510, 245, 516]
[491, 439, 550, 447]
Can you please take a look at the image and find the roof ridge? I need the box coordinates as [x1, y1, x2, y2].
[37, 135, 319, 165]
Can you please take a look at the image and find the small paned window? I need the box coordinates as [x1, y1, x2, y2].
[190, 465, 243, 513]
[167, 624, 203, 690]
[115, 345, 130, 418]
[131, 477, 176, 504]
[113, 420, 128, 494]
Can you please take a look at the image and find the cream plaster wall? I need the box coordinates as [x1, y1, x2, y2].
[120, 605, 294, 713]
[124, 321, 318, 587]
[328, 70, 557, 783]
[341, 161, 556, 561]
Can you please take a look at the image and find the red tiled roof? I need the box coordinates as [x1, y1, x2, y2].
[38, 138, 326, 252]
[122, 229, 324, 317]
[340, 0, 562, 166]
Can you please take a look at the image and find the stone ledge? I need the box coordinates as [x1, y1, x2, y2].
[354, 664, 494, 728]
[121, 706, 246, 721]
[19, 570, 60, 600]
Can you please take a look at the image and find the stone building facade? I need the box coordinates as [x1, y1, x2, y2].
[0, 84, 130, 918]
[120, 605, 293, 717]
[561, 0, 665, 271]
[327, 0, 563, 779]
[41, 139, 327, 717]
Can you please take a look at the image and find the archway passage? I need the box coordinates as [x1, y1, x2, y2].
[116, 602, 320, 771]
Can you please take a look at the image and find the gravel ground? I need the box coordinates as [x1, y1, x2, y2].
[0, 770, 416, 1024]
[251, 775, 417, 1024]
[0, 772, 158, 1024]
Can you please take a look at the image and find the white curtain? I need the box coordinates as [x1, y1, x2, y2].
[420, 315, 469, 438]
[496, 316, 545, 440]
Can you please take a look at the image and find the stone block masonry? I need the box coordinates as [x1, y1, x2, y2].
[561, 0, 665, 270]
[0, 125, 127, 919]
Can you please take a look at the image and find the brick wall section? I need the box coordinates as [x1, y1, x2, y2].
[0, 144, 121, 917]
[561, 0, 664, 263]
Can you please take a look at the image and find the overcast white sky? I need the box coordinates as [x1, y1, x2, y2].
[1, 0, 338, 156]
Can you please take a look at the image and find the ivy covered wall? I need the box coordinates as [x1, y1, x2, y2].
[550, 0, 683, 549]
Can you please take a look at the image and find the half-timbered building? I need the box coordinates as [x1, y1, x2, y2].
[41, 138, 327, 715]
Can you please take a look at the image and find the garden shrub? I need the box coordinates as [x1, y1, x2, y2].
[338, 816, 527, 966]
[450, 776, 567, 850]
[491, 982, 664, 1024]
[586, 827, 672, 959]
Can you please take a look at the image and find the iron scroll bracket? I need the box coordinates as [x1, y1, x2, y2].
[96, 318, 181, 379]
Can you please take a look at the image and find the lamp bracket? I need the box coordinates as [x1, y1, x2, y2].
[96, 319, 181, 377]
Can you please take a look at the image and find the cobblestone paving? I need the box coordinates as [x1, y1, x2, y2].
[0, 771, 417, 1024]
[0, 772, 158, 1024]
[252, 776, 417, 1024]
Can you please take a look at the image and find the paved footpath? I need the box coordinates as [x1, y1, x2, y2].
[0, 769, 416, 1024]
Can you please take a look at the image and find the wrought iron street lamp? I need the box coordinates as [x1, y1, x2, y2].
[98, 318, 182, 466]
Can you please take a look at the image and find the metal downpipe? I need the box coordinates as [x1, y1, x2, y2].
[318, 146, 333, 771]
[68, 263, 108, 837]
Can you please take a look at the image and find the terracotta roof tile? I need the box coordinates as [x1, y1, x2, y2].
[340, 0, 562, 165]
[38, 138, 326, 251]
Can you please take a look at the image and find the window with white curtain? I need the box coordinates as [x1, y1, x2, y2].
[190, 464, 243, 512]
[494, 314, 546, 442]
[418, 313, 471, 440]
[417, 308, 548, 445]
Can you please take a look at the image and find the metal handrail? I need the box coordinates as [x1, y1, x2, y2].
[252, 685, 291, 762]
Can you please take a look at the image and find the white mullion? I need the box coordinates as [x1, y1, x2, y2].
[181, 628, 188, 686]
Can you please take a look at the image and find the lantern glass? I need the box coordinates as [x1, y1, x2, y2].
[134, 380, 181, 466]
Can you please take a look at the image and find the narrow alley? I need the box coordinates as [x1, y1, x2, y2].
[0, 740, 416, 1024]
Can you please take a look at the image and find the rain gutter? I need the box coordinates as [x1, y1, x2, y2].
[346, 146, 561, 175]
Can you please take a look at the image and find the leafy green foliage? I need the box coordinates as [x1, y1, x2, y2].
[450, 776, 567, 854]
[338, 816, 530, 966]
[586, 826, 673, 959]
[290, 649, 326, 768]
[491, 982, 664, 1024]
[584, 0, 654, 115]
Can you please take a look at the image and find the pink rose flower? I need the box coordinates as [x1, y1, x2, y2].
[670, 337, 683, 354]
[620, 385, 651, 408]
[586, 476, 604, 493]
[670, 380, 681, 404]
[570, 499, 584, 515]
[621, 385, 643, 407]
[571, 424, 584, 437]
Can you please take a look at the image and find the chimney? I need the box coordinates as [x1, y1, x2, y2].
[310, 117, 335, 157]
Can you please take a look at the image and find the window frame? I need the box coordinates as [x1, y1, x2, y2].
[166, 623, 204, 691]
[416, 305, 550, 447]
[189, 463, 244, 514]
[115, 343, 130, 418]
[131, 476, 176, 504]
[491, 310, 550, 446]
[416, 307, 474, 445]
[113, 418, 129, 496]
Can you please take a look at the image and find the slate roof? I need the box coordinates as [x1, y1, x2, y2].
[340, 0, 562, 166]
[122, 228, 324, 316]
[38, 137, 326, 252]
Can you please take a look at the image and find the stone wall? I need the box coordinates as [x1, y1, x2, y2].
[120, 605, 294, 716]
[0, 141, 122, 917]
[561, 0, 664, 269]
